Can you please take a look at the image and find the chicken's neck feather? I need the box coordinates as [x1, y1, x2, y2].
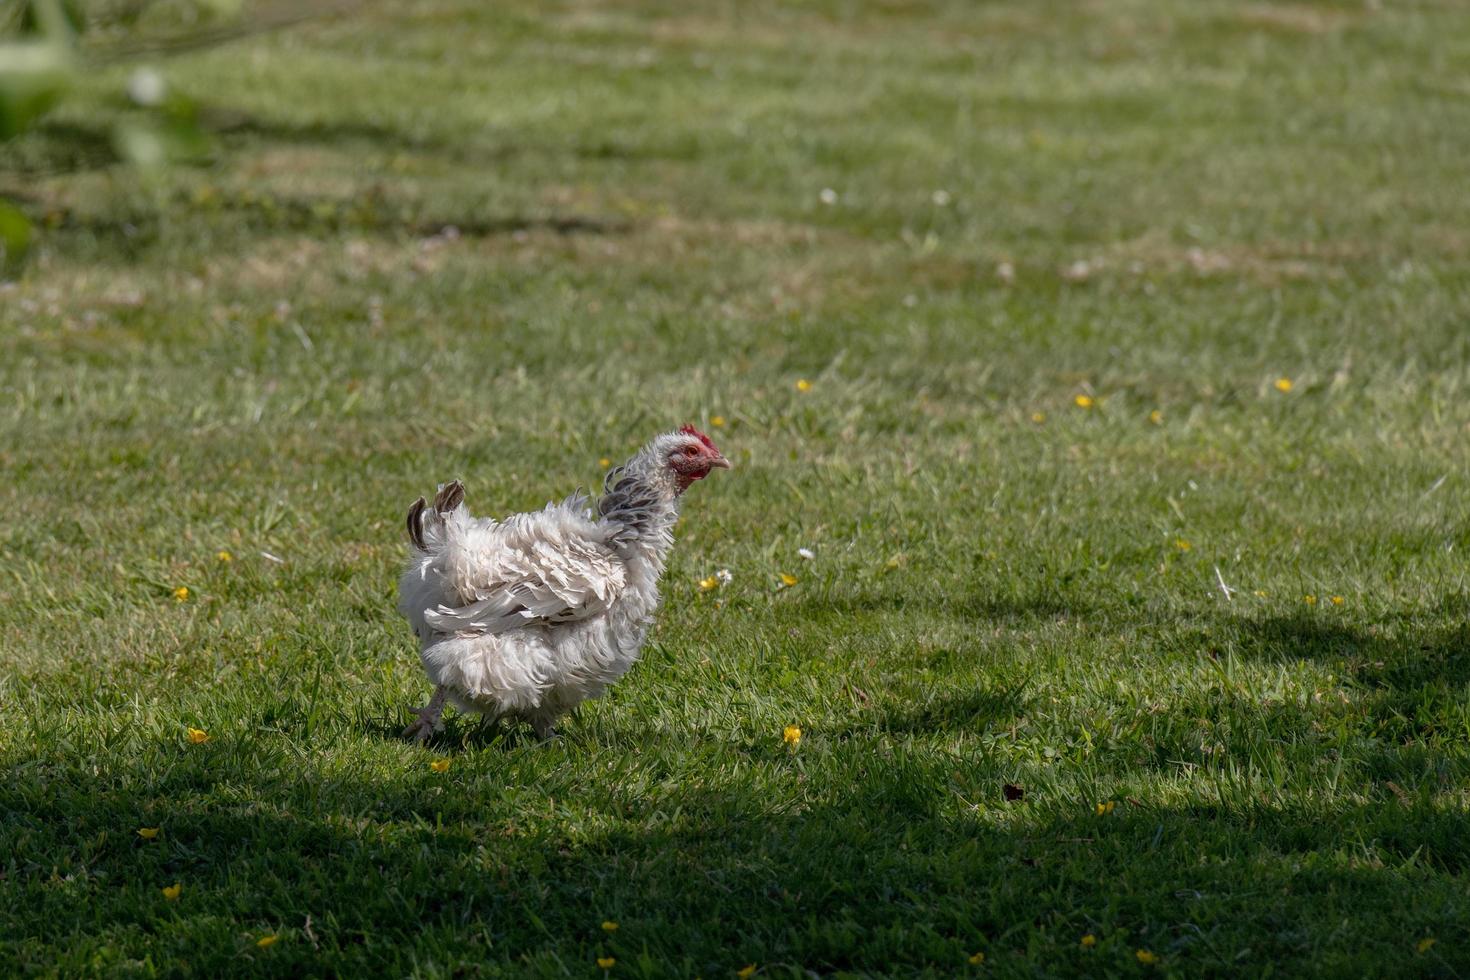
[597, 449, 682, 567]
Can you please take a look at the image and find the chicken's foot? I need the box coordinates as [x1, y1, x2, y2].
[404, 685, 449, 744]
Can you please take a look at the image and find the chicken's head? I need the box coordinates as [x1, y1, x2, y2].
[663, 424, 731, 491]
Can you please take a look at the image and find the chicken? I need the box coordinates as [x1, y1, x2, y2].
[397, 425, 730, 742]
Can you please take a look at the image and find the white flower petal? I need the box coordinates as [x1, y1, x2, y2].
[128, 68, 166, 107]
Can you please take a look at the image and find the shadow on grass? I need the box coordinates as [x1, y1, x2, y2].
[363, 708, 548, 753]
[1, 120, 121, 177]
[2, 116, 632, 261]
[29, 192, 630, 255]
[208, 113, 447, 156]
[1171, 609, 1469, 677]
[868, 684, 1032, 737]
[211, 111, 704, 165]
[1108, 609, 1470, 786]
[2, 736, 1466, 977]
[3, 107, 667, 182]
[1200, 612, 1470, 718]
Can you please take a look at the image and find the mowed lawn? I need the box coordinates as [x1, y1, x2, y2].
[4, 0, 1470, 975]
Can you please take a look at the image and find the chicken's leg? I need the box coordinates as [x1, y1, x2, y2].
[403, 685, 449, 743]
[530, 712, 560, 742]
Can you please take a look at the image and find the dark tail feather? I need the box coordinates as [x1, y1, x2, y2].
[434, 480, 464, 514]
[406, 496, 428, 550]
[407, 480, 465, 551]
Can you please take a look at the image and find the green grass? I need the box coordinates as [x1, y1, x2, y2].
[4, 0, 1470, 975]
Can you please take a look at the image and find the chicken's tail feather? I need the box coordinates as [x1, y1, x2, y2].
[434, 480, 465, 515]
[406, 496, 429, 550]
[407, 480, 466, 552]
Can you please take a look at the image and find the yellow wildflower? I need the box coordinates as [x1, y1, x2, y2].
[257, 935, 278, 948]
[783, 725, 802, 746]
[699, 576, 718, 592]
[1136, 949, 1158, 964]
[1304, 594, 1317, 606]
[710, 416, 726, 428]
[1254, 590, 1267, 597]
[597, 957, 616, 970]
[796, 379, 812, 392]
[1031, 412, 1045, 423]
[1080, 934, 1096, 948]
[1274, 377, 1293, 393]
[1095, 801, 1116, 815]
[430, 758, 451, 773]
[602, 921, 619, 933]
[216, 550, 233, 562]
[779, 573, 798, 587]
[598, 458, 611, 469]
[186, 727, 209, 744]
[737, 967, 757, 979]
[137, 827, 160, 840]
[1417, 938, 1437, 954]
[172, 586, 190, 602]
[161, 883, 182, 901]
[1074, 394, 1094, 409]
[1148, 410, 1162, 425]
[1174, 539, 1191, 552]
[968, 952, 985, 965]
[1330, 595, 1344, 606]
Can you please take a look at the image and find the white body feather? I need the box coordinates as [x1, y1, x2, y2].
[396, 430, 710, 734]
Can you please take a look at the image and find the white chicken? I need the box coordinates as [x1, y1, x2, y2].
[397, 425, 730, 741]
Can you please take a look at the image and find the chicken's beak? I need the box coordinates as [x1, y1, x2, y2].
[709, 454, 732, 470]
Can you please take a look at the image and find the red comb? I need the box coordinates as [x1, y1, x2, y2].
[679, 423, 720, 453]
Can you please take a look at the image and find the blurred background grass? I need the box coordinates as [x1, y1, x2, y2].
[3, 1, 1470, 976]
